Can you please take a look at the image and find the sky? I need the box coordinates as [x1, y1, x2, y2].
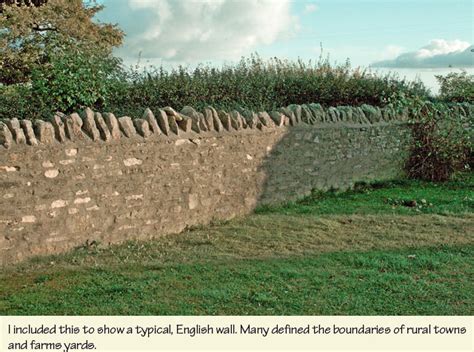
[96, 0, 474, 94]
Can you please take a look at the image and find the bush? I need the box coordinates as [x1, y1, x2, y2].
[104, 54, 429, 117]
[403, 99, 471, 181]
[1, 54, 430, 120]
[436, 71, 474, 103]
[31, 45, 122, 114]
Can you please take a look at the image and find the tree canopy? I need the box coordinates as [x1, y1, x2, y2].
[0, 0, 123, 84]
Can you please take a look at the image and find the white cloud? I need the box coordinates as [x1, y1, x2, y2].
[100, 0, 297, 65]
[372, 39, 473, 68]
[304, 3, 318, 14]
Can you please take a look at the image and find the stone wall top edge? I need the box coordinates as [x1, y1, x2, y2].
[0, 102, 471, 150]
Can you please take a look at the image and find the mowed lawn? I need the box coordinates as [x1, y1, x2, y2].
[1, 174, 473, 315]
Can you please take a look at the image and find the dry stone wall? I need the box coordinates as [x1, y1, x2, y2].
[1, 103, 472, 264]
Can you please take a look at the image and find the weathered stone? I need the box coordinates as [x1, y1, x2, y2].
[176, 115, 193, 133]
[328, 107, 340, 122]
[181, 106, 202, 133]
[269, 111, 286, 126]
[258, 111, 275, 128]
[118, 116, 136, 138]
[203, 108, 215, 131]
[143, 108, 161, 135]
[361, 104, 381, 123]
[51, 112, 67, 142]
[163, 106, 182, 121]
[123, 158, 142, 167]
[34, 120, 56, 144]
[94, 112, 112, 142]
[167, 115, 180, 135]
[0, 122, 13, 149]
[240, 109, 259, 129]
[20, 120, 38, 145]
[82, 108, 101, 141]
[104, 113, 121, 140]
[308, 103, 326, 122]
[64, 113, 86, 141]
[134, 119, 152, 138]
[279, 107, 297, 126]
[218, 110, 232, 131]
[230, 111, 243, 130]
[336, 107, 348, 122]
[157, 109, 171, 136]
[209, 107, 224, 132]
[288, 104, 302, 124]
[354, 107, 370, 124]
[6, 118, 27, 144]
[299, 105, 315, 124]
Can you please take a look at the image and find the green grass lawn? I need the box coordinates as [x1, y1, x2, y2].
[1, 174, 473, 315]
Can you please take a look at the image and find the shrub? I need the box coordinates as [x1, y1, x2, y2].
[30, 45, 122, 114]
[436, 71, 474, 103]
[402, 99, 471, 181]
[104, 54, 430, 117]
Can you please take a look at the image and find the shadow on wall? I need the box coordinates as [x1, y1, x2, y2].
[0, 102, 437, 264]
[257, 123, 412, 206]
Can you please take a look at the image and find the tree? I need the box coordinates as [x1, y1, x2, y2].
[0, 0, 123, 84]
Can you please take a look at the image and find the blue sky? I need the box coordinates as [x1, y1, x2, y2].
[97, 0, 473, 92]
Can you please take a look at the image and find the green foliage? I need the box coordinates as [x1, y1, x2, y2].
[30, 46, 122, 114]
[105, 54, 430, 117]
[399, 98, 472, 181]
[0, 0, 123, 85]
[436, 71, 474, 103]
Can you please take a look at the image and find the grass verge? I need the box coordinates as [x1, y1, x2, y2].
[0, 174, 472, 315]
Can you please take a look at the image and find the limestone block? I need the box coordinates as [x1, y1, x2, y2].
[34, 120, 56, 144]
[308, 103, 326, 122]
[269, 111, 286, 127]
[157, 109, 171, 136]
[64, 113, 86, 141]
[181, 106, 202, 133]
[117, 116, 136, 138]
[288, 104, 302, 124]
[279, 107, 297, 126]
[82, 108, 101, 141]
[6, 118, 26, 144]
[134, 118, 152, 138]
[258, 111, 275, 128]
[0, 122, 13, 149]
[176, 115, 193, 133]
[203, 108, 215, 131]
[218, 110, 233, 131]
[300, 105, 315, 124]
[20, 119, 38, 145]
[209, 107, 224, 132]
[143, 108, 161, 135]
[167, 115, 180, 135]
[104, 113, 121, 140]
[328, 107, 340, 122]
[230, 111, 243, 130]
[94, 112, 112, 142]
[163, 106, 182, 121]
[51, 112, 67, 142]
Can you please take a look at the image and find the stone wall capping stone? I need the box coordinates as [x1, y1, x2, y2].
[157, 109, 171, 136]
[20, 120, 38, 146]
[51, 112, 67, 142]
[94, 112, 112, 142]
[82, 107, 101, 141]
[0, 103, 471, 149]
[143, 108, 161, 135]
[117, 116, 136, 138]
[104, 112, 121, 140]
